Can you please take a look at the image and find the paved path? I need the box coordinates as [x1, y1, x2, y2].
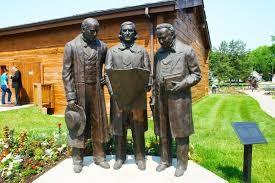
[34, 155, 227, 183]
[0, 103, 33, 112]
[243, 90, 275, 118]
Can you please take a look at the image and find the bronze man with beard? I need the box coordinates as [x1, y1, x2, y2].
[105, 21, 151, 170]
[62, 18, 110, 173]
[152, 23, 201, 177]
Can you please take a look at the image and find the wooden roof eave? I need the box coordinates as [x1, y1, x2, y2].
[175, 0, 211, 50]
[0, 1, 176, 37]
[196, 5, 211, 50]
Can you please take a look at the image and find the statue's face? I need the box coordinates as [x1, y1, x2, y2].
[82, 23, 97, 42]
[120, 24, 136, 43]
[156, 28, 174, 48]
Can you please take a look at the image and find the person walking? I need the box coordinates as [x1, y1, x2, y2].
[1, 69, 12, 104]
[211, 83, 217, 94]
[11, 66, 22, 106]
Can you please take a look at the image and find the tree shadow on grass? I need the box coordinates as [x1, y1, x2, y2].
[217, 165, 243, 181]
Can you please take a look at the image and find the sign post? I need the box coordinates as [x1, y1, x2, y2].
[232, 122, 267, 183]
[243, 144, 252, 183]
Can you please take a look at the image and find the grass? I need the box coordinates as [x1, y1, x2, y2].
[0, 95, 274, 183]
[0, 106, 66, 137]
[190, 94, 275, 183]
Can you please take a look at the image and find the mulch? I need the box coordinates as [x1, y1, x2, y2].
[25, 154, 69, 183]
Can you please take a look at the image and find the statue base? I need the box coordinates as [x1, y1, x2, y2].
[33, 155, 227, 183]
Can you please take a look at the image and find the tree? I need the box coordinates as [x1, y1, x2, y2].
[271, 35, 275, 44]
[209, 40, 251, 84]
[270, 35, 275, 78]
[248, 35, 275, 81]
[248, 46, 273, 80]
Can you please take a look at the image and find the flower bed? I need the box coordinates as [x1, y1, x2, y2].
[0, 126, 68, 183]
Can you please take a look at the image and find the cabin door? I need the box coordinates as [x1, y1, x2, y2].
[12, 62, 41, 104]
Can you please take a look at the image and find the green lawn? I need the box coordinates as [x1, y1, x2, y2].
[0, 107, 66, 137]
[190, 94, 275, 183]
[0, 95, 274, 182]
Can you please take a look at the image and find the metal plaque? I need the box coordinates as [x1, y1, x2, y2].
[232, 122, 267, 145]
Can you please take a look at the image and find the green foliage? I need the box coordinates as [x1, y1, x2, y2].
[209, 40, 251, 83]
[248, 45, 275, 81]
[247, 34, 275, 81]
[271, 35, 275, 44]
[270, 34, 275, 73]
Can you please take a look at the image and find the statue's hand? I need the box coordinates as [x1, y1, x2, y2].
[149, 96, 155, 107]
[100, 78, 106, 86]
[68, 100, 78, 111]
[144, 84, 152, 92]
[170, 81, 184, 92]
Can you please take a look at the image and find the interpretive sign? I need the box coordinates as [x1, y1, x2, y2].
[232, 122, 267, 145]
[232, 122, 267, 183]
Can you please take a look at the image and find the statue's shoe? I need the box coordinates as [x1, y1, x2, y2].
[95, 160, 110, 169]
[73, 164, 83, 173]
[113, 159, 124, 170]
[137, 160, 146, 170]
[174, 168, 186, 177]
[156, 163, 168, 172]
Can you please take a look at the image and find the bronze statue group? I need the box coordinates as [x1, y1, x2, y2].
[62, 18, 201, 177]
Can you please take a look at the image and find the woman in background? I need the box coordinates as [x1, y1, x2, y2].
[1, 69, 12, 104]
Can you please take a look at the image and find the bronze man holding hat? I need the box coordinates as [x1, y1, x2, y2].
[152, 23, 201, 177]
[62, 18, 110, 173]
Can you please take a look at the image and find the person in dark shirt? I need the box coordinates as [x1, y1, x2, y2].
[11, 66, 22, 106]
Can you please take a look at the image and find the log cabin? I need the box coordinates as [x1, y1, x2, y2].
[0, 0, 211, 115]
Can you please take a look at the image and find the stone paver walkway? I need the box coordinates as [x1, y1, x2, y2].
[33, 155, 228, 183]
[0, 103, 33, 112]
[243, 90, 275, 118]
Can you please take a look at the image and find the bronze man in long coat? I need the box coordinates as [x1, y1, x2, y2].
[152, 23, 201, 177]
[105, 21, 151, 170]
[62, 18, 110, 173]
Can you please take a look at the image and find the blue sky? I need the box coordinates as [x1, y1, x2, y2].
[0, 0, 274, 50]
[204, 0, 275, 50]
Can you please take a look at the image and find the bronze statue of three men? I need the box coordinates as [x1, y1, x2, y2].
[62, 18, 201, 176]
